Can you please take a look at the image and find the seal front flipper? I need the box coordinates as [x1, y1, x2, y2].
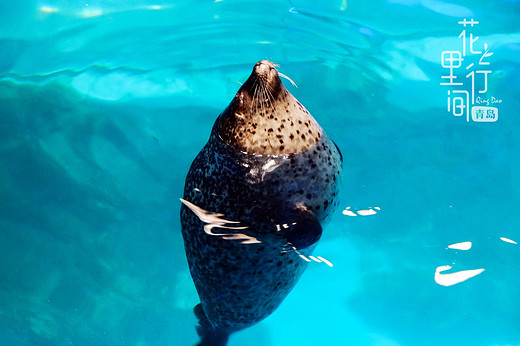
[277, 206, 322, 250]
[194, 303, 230, 346]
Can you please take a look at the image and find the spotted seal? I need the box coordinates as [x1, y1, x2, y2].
[180, 60, 342, 345]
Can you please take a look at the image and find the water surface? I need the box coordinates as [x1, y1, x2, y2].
[1, 0, 519, 345]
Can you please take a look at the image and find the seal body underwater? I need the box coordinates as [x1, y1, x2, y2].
[180, 60, 342, 345]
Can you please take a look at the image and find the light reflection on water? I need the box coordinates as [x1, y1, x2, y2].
[435, 237, 518, 287]
[179, 198, 257, 244]
[180, 197, 334, 267]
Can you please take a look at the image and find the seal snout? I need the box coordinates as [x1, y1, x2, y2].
[254, 60, 276, 74]
[253, 60, 279, 82]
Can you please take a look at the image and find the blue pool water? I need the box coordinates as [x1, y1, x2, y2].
[1, 0, 520, 345]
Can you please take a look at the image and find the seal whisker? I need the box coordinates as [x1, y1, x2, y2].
[260, 82, 266, 106]
[262, 83, 273, 121]
[264, 83, 275, 105]
[261, 80, 271, 104]
[258, 79, 275, 150]
[253, 76, 263, 116]
[256, 79, 264, 113]
[251, 81, 258, 116]
[278, 72, 298, 88]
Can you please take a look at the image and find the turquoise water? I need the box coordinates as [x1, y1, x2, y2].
[1, 0, 520, 345]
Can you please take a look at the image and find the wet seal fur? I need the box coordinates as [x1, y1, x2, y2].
[180, 60, 342, 345]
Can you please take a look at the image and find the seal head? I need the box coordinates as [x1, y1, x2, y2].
[217, 60, 322, 155]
